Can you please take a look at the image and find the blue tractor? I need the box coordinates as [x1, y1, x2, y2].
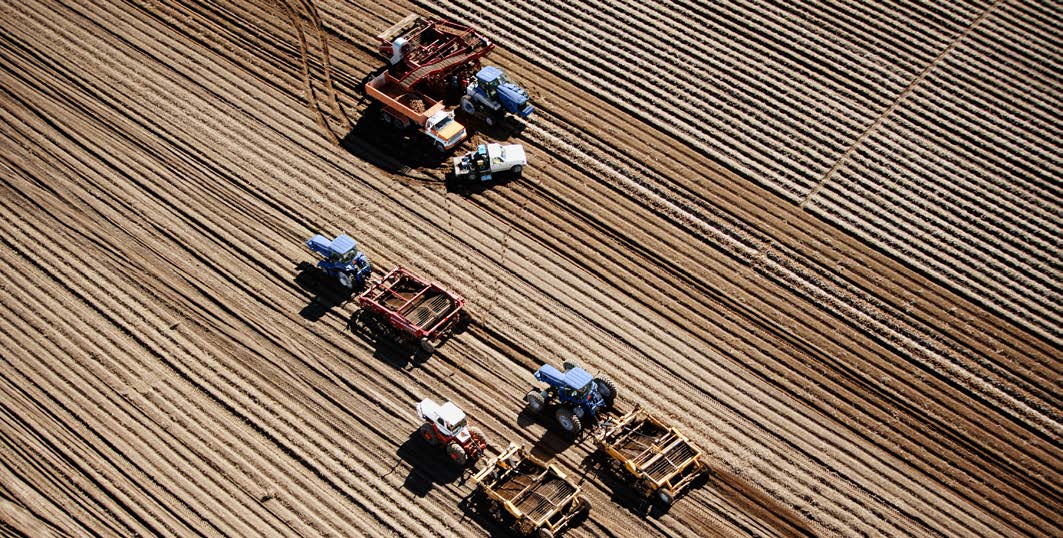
[523, 362, 618, 435]
[459, 66, 534, 127]
[305, 233, 372, 291]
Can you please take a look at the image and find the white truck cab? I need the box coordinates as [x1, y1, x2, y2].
[417, 398, 472, 442]
[452, 143, 527, 182]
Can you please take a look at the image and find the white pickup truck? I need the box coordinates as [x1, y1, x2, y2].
[452, 143, 526, 182]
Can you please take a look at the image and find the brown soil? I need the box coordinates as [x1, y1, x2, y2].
[0, 0, 1059, 537]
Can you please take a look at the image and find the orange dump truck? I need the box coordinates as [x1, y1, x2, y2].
[364, 72, 467, 152]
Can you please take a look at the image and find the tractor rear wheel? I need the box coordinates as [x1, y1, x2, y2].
[523, 390, 545, 414]
[555, 408, 581, 434]
[595, 377, 618, 407]
[446, 441, 468, 465]
[419, 423, 439, 446]
[337, 272, 353, 290]
[460, 96, 476, 115]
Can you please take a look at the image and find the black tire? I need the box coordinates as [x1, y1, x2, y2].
[419, 423, 438, 446]
[555, 407, 581, 433]
[460, 96, 476, 115]
[595, 377, 618, 406]
[510, 165, 522, 177]
[435, 140, 446, 152]
[484, 114, 495, 127]
[419, 338, 436, 354]
[657, 488, 674, 506]
[446, 441, 467, 465]
[536, 528, 554, 538]
[524, 390, 545, 414]
[561, 361, 578, 372]
[337, 272, 353, 290]
[580, 495, 592, 512]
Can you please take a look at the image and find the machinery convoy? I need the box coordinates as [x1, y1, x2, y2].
[364, 14, 534, 152]
[295, 14, 707, 536]
[302, 228, 707, 533]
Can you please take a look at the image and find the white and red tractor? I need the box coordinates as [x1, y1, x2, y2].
[416, 398, 489, 465]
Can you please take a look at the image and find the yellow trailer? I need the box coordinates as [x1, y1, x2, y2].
[594, 405, 708, 506]
[471, 443, 589, 538]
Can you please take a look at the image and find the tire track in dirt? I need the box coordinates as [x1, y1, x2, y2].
[103, 0, 1058, 531]
[2, 0, 1060, 536]
[0, 4, 448, 531]
[418, 0, 1058, 344]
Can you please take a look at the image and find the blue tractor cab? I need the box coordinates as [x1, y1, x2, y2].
[306, 233, 372, 290]
[524, 362, 618, 435]
[461, 66, 534, 124]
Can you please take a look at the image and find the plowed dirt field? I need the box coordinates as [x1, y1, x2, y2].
[1, 0, 1059, 536]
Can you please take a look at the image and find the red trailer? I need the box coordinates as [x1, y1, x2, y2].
[376, 14, 494, 94]
[357, 267, 466, 353]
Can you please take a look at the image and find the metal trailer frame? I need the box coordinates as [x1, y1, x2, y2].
[357, 266, 465, 352]
[594, 405, 708, 506]
[472, 444, 589, 537]
[376, 14, 494, 92]
[364, 72, 446, 125]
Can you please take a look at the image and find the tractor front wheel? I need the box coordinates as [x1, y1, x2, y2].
[555, 408, 581, 434]
[446, 441, 468, 465]
[510, 165, 522, 178]
[536, 528, 554, 538]
[419, 423, 439, 446]
[524, 390, 545, 414]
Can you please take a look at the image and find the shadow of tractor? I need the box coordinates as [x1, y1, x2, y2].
[393, 431, 466, 498]
[293, 262, 354, 321]
[455, 109, 527, 142]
